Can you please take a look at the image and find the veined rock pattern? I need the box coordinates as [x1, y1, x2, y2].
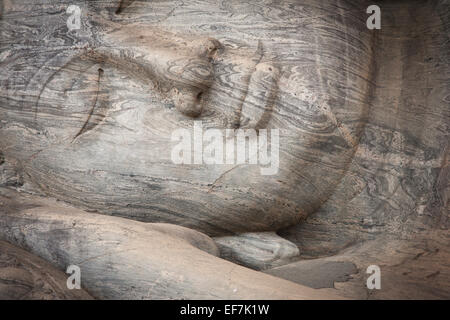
[0, 0, 449, 299]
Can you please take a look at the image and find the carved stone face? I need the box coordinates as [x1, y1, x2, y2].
[0, 1, 372, 235]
